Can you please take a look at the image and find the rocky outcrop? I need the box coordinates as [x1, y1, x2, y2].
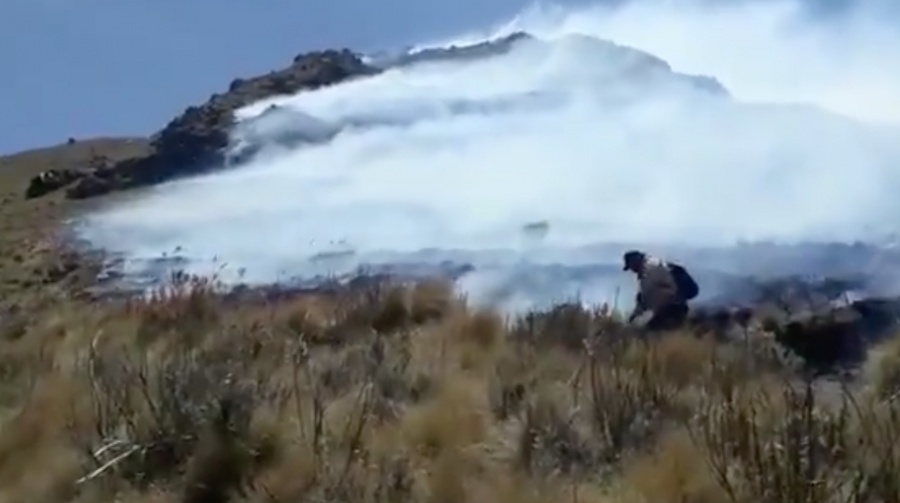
[25, 168, 82, 199]
[66, 172, 116, 199]
[25, 32, 731, 201]
[130, 49, 375, 189]
[24, 149, 120, 199]
[376, 32, 533, 69]
[768, 298, 900, 372]
[689, 275, 900, 372]
[28, 50, 375, 201]
[61, 38, 567, 200]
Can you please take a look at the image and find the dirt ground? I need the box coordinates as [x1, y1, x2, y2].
[0, 137, 151, 300]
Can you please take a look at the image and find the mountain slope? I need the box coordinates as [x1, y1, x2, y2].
[20, 32, 734, 203]
[0, 138, 150, 297]
[18, 51, 375, 201]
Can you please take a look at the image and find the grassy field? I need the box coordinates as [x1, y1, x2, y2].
[1, 141, 899, 503]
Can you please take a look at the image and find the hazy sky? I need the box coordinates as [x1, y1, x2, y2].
[0, 0, 875, 154]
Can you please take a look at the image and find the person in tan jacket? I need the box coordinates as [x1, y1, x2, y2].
[622, 250, 697, 331]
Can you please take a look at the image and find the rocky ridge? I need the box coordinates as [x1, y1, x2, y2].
[26, 49, 377, 200]
[24, 32, 731, 201]
[26, 35, 543, 201]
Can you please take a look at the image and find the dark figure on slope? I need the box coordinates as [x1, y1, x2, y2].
[623, 250, 699, 332]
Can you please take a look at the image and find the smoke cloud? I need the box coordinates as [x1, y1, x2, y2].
[75, 0, 900, 313]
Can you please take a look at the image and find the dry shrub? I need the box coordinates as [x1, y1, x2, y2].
[583, 341, 678, 465]
[0, 373, 85, 503]
[689, 373, 900, 503]
[518, 382, 595, 477]
[865, 333, 900, 400]
[337, 279, 456, 335]
[438, 307, 505, 373]
[620, 332, 716, 389]
[3, 272, 900, 503]
[128, 273, 223, 345]
[65, 336, 280, 502]
[402, 375, 490, 459]
[621, 429, 724, 503]
[512, 302, 623, 350]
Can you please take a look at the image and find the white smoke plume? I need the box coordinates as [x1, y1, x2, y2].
[75, 0, 900, 313]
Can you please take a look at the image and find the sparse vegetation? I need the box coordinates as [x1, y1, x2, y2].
[0, 137, 150, 297]
[0, 271, 897, 503]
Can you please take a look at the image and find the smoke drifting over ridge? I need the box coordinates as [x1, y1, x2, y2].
[75, 0, 900, 313]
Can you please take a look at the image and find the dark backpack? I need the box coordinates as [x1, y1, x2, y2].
[667, 262, 699, 301]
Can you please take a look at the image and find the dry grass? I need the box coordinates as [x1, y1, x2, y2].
[0, 137, 150, 297]
[0, 273, 896, 503]
[2, 140, 900, 502]
[865, 335, 900, 401]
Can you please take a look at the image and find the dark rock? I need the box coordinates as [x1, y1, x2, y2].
[42, 259, 79, 284]
[752, 275, 864, 311]
[765, 297, 900, 373]
[686, 273, 900, 372]
[62, 49, 378, 199]
[25, 168, 84, 199]
[383, 32, 533, 69]
[141, 50, 374, 180]
[687, 306, 753, 340]
[92, 166, 119, 180]
[228, 78, 246, 92]
[66, 174, 114, 200]
[768, 309, 862, 373]
[0, 304, 27, 341]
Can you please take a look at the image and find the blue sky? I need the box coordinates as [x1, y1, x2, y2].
[0, 0, 871, 153]
[2, 0, 539, 153]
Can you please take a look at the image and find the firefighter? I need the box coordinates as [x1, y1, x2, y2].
[622, 250, 698, 332]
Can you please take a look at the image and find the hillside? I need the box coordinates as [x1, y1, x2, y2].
[2, 34, 900, 503]
[0, 138, 150, 298]
[13, 49, 375, 202]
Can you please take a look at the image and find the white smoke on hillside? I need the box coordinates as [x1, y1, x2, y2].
[75, 0, 900, 313]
